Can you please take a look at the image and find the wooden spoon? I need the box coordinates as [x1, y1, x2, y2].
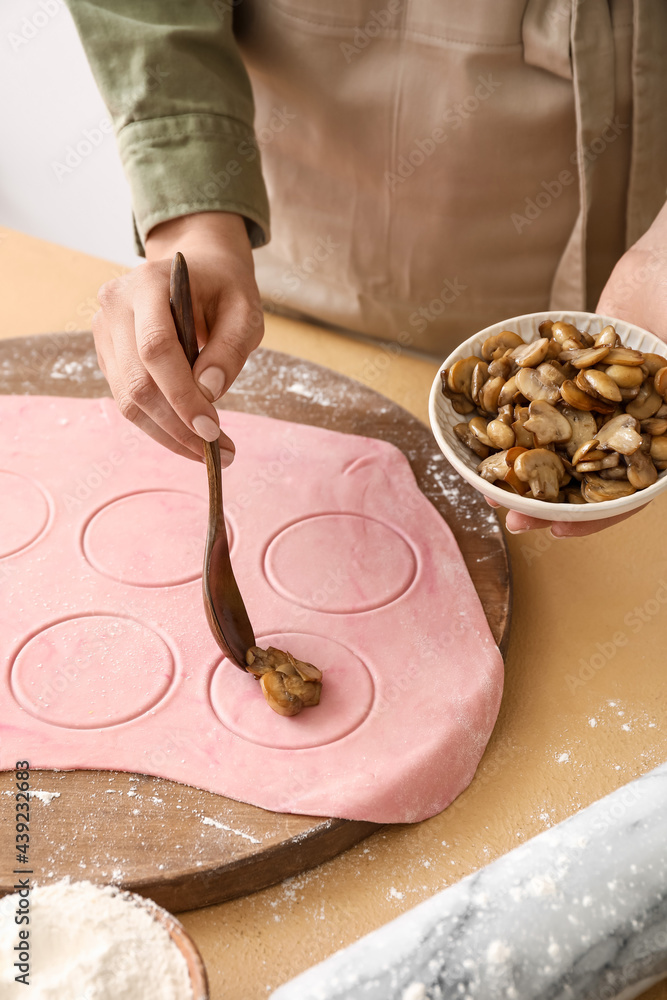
[169, 251, 255, 670]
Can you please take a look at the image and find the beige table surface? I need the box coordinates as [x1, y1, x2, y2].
[2, 226, 666, 1000]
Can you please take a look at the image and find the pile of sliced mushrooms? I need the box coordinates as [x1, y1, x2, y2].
[246, 645, 323, 716]
[442, 320, 667, 503]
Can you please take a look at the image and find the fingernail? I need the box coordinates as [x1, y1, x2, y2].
[219, 448, 235, 469]
[549, 526, 564, 539]
[192, 414, 221, 442]
[505, 526, 529, 535]
[197, 367, 225, 402]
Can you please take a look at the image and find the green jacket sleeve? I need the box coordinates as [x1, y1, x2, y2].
[65, 0, 270, 253]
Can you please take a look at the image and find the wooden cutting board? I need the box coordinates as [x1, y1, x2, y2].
[0, 333, 511, 912]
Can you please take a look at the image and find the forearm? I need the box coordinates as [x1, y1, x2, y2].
[65, 0, 270, 251]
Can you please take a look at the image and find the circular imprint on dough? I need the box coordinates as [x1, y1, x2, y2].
[0, 471, 51, 558]
[263, 514, 418, 614]
[82, 490, 228, 587]
[209, 631, 374, 750]
[10, 615, 175, 729]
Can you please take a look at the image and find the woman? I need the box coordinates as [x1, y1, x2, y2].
[65, 0, 667, 535]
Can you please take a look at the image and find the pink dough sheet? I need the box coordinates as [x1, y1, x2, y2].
[0, 395, 503, 823]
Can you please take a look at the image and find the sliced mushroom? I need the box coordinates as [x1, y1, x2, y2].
[599, 466, 629, 480]
[469, 416, 493, 447]
[441, 368, 476, 412]
[578, 368, 622, 402]
[642, 417, 667, 436]
[643, 353, 667, 376]
[561, 379, 597, 411]
[561, 406, 598, 457]
[582, 474, 637, 502]
[515, 367, 561, 404]
[470, 361, 489, 405]
[594, 325, 620, 348]
[595, 413, 642, 455]
[603, 347, 645, 366]
[654, 367, 667, 400]
[497, 374, 520, 407]
[510, 338, 550, 368]
[497, 403, 514, 425]
[571, 438, 601, 465]
[283, 673, 322, 707]
[486, 418, 515, 450]
[650, 435, 667, 463]
[260, 671, 302, 717]
[576, 453, 620, 473]
[514, 448, 564, 501]
[604, 363, 645, 389]
[478, 375, 505, 413]
[524, 400, 572, 447]
[487, 355, 513, 379]
[477, 450, 512, 483]
[451, 395, 476, 415]
[619, 385, 641, 402]
[454, 422, 490, 459]
[561, 346, 611, 368]
[565, 486, 587, 503]
[481, 330, 524, 362]
[512, 406, 535, 449]
[537, 361, 567, 387]
[538, 320, 553, 337]
[448, 356, 481, 398]
[624, 449, 658, 489]
[625, 379, 663, 420]
[550, 321, 582, 346]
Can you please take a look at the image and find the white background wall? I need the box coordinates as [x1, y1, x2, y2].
[1, 0, 140, 266]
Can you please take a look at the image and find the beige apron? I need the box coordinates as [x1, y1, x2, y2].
[237, 0, 667, 356]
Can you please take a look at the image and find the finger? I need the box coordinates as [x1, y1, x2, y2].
[504, 510, 554, 533]
[549, 505, 649, 538]
[113, 319, 236, 464]
[484, 497, 500, 508]
[192, 295, 264, 400]
[133, 289, 224, 442]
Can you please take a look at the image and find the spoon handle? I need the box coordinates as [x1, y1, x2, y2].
[168, 252, 224, 532]
[169, 252, 256, 669]
[169, 251, 199, 368]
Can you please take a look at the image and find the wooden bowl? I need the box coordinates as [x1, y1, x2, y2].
[429, 310, 667, 521]
[128, 892, 209, 999]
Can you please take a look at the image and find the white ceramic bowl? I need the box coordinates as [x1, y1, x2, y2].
[429, 311, 667, 521]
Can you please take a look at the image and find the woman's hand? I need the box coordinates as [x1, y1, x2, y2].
[490, 205, 667, 536]
[92, 211, 264, 463]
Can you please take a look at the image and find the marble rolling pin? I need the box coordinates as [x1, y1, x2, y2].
[272, 762, 667, 1000]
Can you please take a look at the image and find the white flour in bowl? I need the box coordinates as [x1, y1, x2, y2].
[0, 879, 194, 999]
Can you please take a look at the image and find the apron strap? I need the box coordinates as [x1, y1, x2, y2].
[550, 0, 615, 310]
[625, 0, 667, 248]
